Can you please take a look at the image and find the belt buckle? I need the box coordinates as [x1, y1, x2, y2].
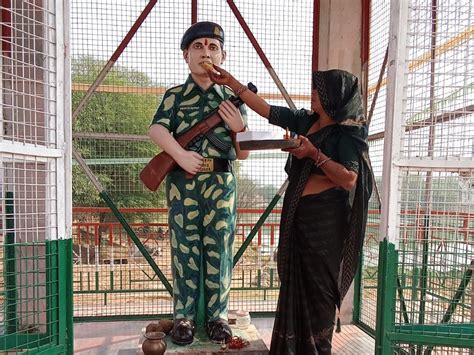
[200, 158, 214, 172]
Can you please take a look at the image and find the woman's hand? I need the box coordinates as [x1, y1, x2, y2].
[218, 100, 245, 132]
[282, 135, 318, 160]
[205, 64, 237, 87]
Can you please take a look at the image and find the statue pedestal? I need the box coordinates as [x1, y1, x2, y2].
[138, 324, 269, 354]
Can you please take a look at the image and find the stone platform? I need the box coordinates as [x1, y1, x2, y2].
[138, 324, 268, 355]
[75, 319, 376, 354]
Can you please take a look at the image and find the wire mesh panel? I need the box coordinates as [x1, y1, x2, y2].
[72, 207, 173, 318]
[1, 0, 71, 353]
[394, 170, 474, 355]
[360, 0, 391, 333]
[70, 0, 314, 319]
[378, 0, 473, 353]
[1, 156, 52, 333]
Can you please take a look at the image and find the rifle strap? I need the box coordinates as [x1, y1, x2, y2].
[205, 131, 232, 152]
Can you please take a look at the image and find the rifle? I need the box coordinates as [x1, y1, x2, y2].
[140, 83, 257, 191]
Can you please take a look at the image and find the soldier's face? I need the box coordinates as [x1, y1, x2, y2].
[183, 37, 226, 77]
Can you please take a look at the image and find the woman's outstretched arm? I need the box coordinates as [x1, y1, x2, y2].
[207, 65, 271, 119]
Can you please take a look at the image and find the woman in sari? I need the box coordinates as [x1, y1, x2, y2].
[206, 67, 373, 355]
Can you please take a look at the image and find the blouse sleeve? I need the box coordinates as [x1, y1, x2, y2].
[338, 134, 360, 173]
[150, 90, 176, 131]
[268, 105, 314, 135]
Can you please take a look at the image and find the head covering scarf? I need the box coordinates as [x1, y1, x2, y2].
[312, 69, 365, 124]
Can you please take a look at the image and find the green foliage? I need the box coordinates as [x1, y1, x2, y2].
[72, 56, 159, 137]
[72, 56, 165, 211]
[71, 165, 104, 207]
[72, 55, 154, 87]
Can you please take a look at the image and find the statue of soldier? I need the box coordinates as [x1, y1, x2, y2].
[148, 21, 249, 345]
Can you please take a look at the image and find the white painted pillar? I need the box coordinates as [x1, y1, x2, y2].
[318, 0, 363, 77]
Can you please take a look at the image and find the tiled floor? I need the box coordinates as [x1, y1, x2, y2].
[74, 318, 375, 354]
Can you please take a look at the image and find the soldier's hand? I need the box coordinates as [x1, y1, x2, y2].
[218, 100, 245, 133]
[175, 151, 204, 175]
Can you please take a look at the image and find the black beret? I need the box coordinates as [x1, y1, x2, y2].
[180, 21, 224, 51]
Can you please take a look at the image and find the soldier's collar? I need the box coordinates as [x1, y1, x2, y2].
[184, 75, 197, 92]
[185, 74, 226, 99]
[213, 84, 225, 100]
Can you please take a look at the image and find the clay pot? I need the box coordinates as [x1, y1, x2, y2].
[142, 331, 167, 355]
[145, 319, 174, 335]
[145, 323, 162, 334]
[158, 319, 173, 335]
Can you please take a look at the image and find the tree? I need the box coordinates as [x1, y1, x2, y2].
[72, 56, 166, 223]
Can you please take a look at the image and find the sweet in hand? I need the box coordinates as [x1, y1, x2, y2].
[203, 64, 235, 87]
[200, 62, 220, 75]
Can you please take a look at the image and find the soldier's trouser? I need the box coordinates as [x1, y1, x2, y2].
[166, 171, 236, 322]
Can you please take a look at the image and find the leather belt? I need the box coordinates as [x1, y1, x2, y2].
[175, 158, 232, 173]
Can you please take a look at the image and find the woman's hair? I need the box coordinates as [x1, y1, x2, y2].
[312, 69, 366, 125]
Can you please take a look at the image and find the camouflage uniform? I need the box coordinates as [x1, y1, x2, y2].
[151, 75, 247, 322]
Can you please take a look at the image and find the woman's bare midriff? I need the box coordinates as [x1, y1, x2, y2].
[302, 174, 338, 196]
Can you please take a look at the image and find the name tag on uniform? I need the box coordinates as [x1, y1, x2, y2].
[180, 106, 200, 111]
